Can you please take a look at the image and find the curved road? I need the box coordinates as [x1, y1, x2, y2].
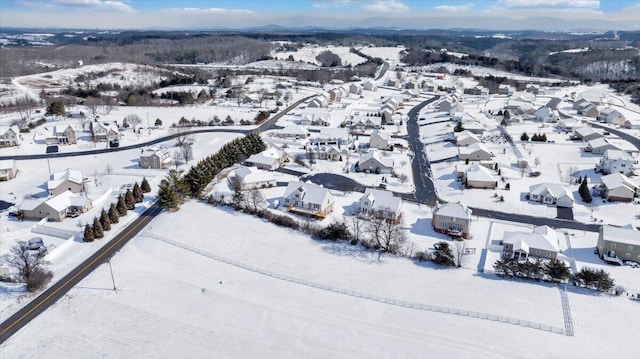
[0, 203, 163, 344]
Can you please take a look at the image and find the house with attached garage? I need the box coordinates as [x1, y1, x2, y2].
[600, 173, 639, 202]
[533, 106, 558, 122]
[356, 188, 403, 222]
[45, 125, 77, 145]
[349, 83, 362, 95]
[572, 126, 603, 142]
[139, 146, 172, 169]
[277, 124, 308, 139]
[597, 225, 640, 265]
[368, 129, 390, 150]
[309, 127, 351, 146]
[502, 225, 559, 261]
[586, 137, 622, 155]
[577, 102, 599, 118]
[597, 108, 627, 127]
[557, 118, 582, 133]
[528, 183, 574, 208]
[432, 202, 472, 238]
[463, 164, 497, 189]
[19, 190, 92, 222]
[47, 169, 84, 196]
[363, 80, 377, 91]
[455, 130, 481, 147]
[0, 159, 17, 181]
[227, 166, 276, 190]
[0, 125, 22, 147]
[357, 150, 394, 174]
[91, 121, 119, 142]
[244, 147, 288, 171]
[458, 142, 492, 161]
[597, 149, 636, 176]
[283, 181, 334, 218]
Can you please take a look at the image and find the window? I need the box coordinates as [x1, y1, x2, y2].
[625, 253, 631, 258]
[535, 250, 541, 255]
[611, 243, 616, 249]
[628, 245, 634, 252]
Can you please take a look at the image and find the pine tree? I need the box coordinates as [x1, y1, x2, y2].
[158, 179, 179, 209]
[100, 209, 111, 231]
[109, 203, 120, 224]
[431, 242, 455, 267]
[117, 195, 128, 216]
[141, 177, 151, 193]
[125, 189, 136, 209]
[133, 182, 144, 202]
[579, 176, 592, 203]
[520, 132, 529, 141]
[83, 224, 94, 242]
[93, 217, 104, 239]
[543, 258, 571, 283]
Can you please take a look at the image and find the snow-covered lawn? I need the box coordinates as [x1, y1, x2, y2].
[2, 200, 639, 358]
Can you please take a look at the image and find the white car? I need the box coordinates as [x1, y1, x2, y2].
[624, 261, 640, 268]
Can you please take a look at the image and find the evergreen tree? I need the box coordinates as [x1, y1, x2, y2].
[109, 203, 120, 224]
[454, 122, 464, 132]
[141, 177, 151, 193]
[133, 182, 144, 202]
[543, 258, 571, 283]
[431, 242, 455, 267]
[100, 209, 111, 231]
[579, 176, 592, 203]
[93, 217, 104, 239]
[158, 179, 179, 209]
[117, 195, 128, 216]
[83, 224, 94, 242]
[125, 188, 136, 209]
[520, 132, 529, 141]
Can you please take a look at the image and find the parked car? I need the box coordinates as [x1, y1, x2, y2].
[624, 261, 640, 268]
[46, 145, 59, 153]
[109, 138, 119, 148]
[25, 237, 45, 251]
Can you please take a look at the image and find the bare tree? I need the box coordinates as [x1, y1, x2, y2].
[85, 96, 103, 119]
[347, 213, 366, 243]
[379, 218, 407, 254]
[245, 187, 264, 212]
[7, 242, 53, 292]
[453, 239, 468, 268]
[180, 143, 194, 164]
[399, 173, 408, 184]
[173, 151, 181, 170]
[124, 114, 143, 131]
[258, 88, 269, 107]
[102, 98, 116, 115]
[364, 216, 384, 249]
[15, 95, 38, 129]
[170, 125, 194, 147]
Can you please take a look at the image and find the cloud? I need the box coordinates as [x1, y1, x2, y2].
[362, 0, 409, 13]
[28, 0, 136, 12]
[433, 3, 475, 12]
[496, 0, 600, 9]
[312, 0, 354, 9]
[161, 7, 257, 15]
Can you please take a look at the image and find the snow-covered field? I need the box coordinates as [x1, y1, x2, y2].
[273, 45, 368, 67]
[2, 200, 638, 358]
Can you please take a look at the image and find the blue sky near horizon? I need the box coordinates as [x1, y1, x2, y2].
[1, 0, 638, 29]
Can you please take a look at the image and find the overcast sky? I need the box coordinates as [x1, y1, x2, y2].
[1, 0, 639, 30]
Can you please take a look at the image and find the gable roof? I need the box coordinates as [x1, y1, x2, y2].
[359, 150, 394, 168]
[503, 225, 559, 253]
[459, 142, 491, 156]
[359, 188, 402, 213]
[529, 183, 573, 200]
[283, 181, 332, 205]
[48, 169, 83, 190]
[434, 202, 472, 219]
[464, 164, 496, 182]
[45, 190, 89, 212]
[601, 225, 640, 246]
[588, 137, 622, 151]
[601, 173, 638, 191]
[603, 149, 634, 162]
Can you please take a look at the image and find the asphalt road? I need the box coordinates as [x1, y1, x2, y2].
[0, 203, 163, 344]
[0, 95, 312, 162]
[588, 122, 640, 150]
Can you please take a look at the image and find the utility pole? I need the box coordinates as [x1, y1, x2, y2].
[106, 258, 116, 291]
[47, 158, 51, 175]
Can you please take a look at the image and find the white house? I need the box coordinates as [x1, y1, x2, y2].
[558, 118, 582, 132]
[455, 130, 481, 147]
[139, 147, 172, 169]
[45, 125, 77, 145]
[349, 83, 362, 95]
[228, 166, 277, 190]
[573, 126, 602, 142]
[244, 147, 288, 171]
[533, 106, 558, 122]
[600, 173, 639, 202]
[432, 202, 472, 238]
[368, 129, 390, 150]
[47, 169, 84, 196]
[0, 159, 17, 181]
[597, 149, 635, 176]
[528, 183, 574, 208]
[283, 181, 334, 218]
[358, 150, 394, 174]
[459, 142, 492, 161]
[597, 108, 626, 126]
[586, 138, 622, 155]
[463, 164, 497, 189]
[363, 80, 377, 91]
[277, 124, 308, 139]
[20, 190, 92, 222]
[502, 226, 559, 260]
[92, 121, 119, 142]
[356, 188, 403, 222]
[309, 127, 351, 146]
[0, 125, 22, 147]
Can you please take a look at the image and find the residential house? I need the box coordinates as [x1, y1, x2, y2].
[455, 130, 481, 147]
[139, 147, 172, 169]
[349, 83, 362, 95]
[600, 173, 639, 202]
[586, 138, 622, 155]
[244, 147, 288, 171]
[363, 80, 377, 91]
[528, 183, 574, 208]
[309, 128, 351, 146]
[306, 144, 344, 161]
[277, 124, 309, 139]
[0, 125, 21, 147]
[356, 188, 403, 222]
[432, 202, 472, 238]
[299, 113, 330, 127]
[577, 102, 599, 118]
[439, 97, 455, 112]
[0, 159, 17, 181]
[358, 150, 394, 174]
[92, 121, 119, 142]
[449, 102, 465, 117]
[558, 118, 582, 133]
[19, 190, 92, 222]
[47, 169, 84, 196]
[597, 149, 636, 176]
[327, 88, 342, 103]
[45, 125, 77, 145]
[597, 108, 627, 127]
[502, 226, 559, 261]
[369, 129, 390, 150]
[533, 106, 558, 122]
[545, 97, 563, 110]
[351, 116, 382, 130]
[498, 85, 514, 96]
[573, 126, 603, 142]
[597, 225, 640, 265]
[227, 166, 277, 190]
[572, 97, 589, 110]
[459, 142, 492, 161]
[463, 164, 497, 189]
[282, 181, 334, 218]
[307, 94, 328, 108]
[576, 89, 607, 105]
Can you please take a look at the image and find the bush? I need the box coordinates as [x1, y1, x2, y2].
[318, 222, 351, 241]
[414, 251, 431, 262]
[26, 267, 53, 292]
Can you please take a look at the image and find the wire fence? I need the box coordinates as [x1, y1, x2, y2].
[143, 232, 568, 336]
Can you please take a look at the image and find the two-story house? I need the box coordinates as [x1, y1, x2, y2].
[283, 181, 334, 218]
[356, 188, 403, 222]
[502, 225, 559, 261]
[597, 149, 635, 176]
[597, 225, 640, 265]
[432, 202, 472, 238]
[0, 125, 22, 147]
[139, 147, 173, 169]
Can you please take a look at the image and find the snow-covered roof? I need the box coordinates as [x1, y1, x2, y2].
[19, 198, 43, 211]
[0, 125, 19, 135]
[459, 142, 491, 156]
[601, 225, 640, 246]
[464, 164, 495, 182]
[45, 190, 89, 212]
[588, 137, 621, 151]
[359, 150, 394, 168]
[140, 146, 170, 158]
[0, 159, 15, 169]
[603, 149, 634, 162]
[230, 166, 276, 184]
[280, 124, 308, 135]
[503, 225, 559, 253]
[48, 168, 83, 190]
[455, 130, 480, 143]
[359, 188, 402, 213]
[283, 181, 332, 205]
[245, 148, 283, 168]
[601, 173, 638, 191]
[529, 183, 573, 200]
[434, 202, 472, 219]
